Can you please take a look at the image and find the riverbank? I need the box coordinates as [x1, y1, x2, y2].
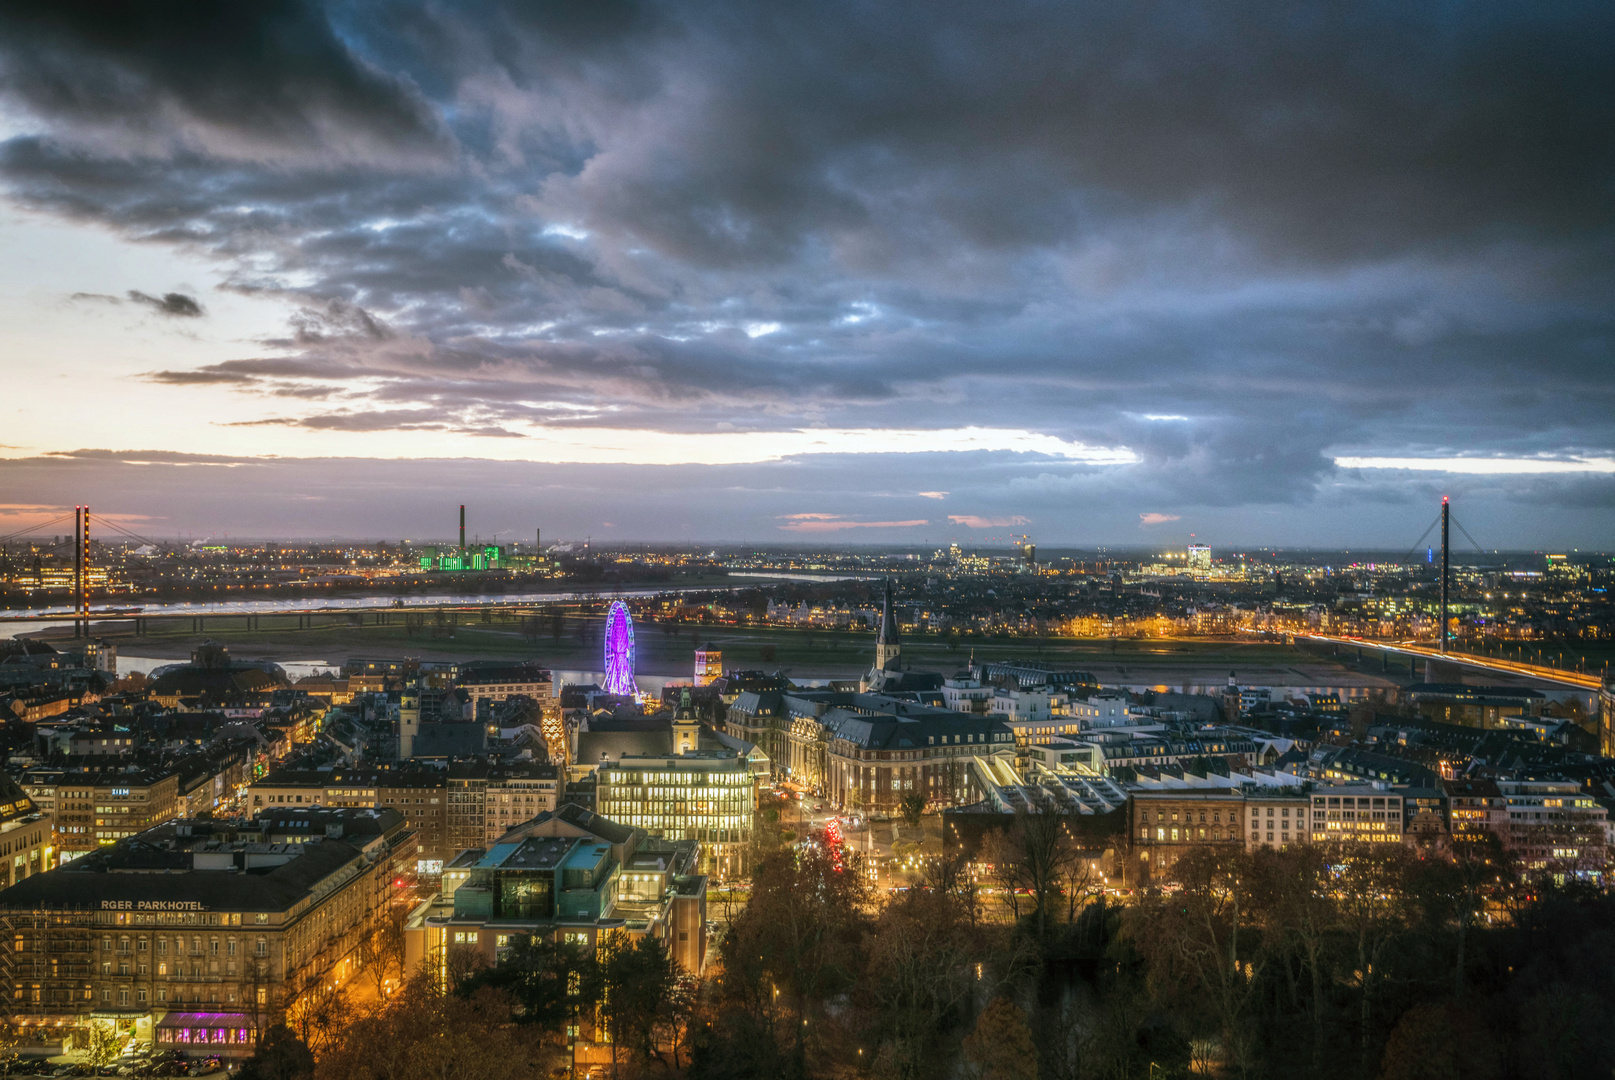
[22, 616, 1412, 688]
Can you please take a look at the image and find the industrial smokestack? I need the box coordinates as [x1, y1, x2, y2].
[535, 527, 541, 551]
[459, 504, 466, 551]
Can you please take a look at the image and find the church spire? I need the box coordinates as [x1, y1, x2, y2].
[874, 578, 901, 672]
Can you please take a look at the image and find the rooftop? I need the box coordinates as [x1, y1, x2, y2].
[0, 807, 407, 912]
[475, 837, 575, 871]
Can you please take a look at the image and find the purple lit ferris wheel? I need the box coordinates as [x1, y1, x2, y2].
[602, 600, 638, 696]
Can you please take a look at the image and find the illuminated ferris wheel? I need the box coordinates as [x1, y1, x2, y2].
[603, 600, 638, 696]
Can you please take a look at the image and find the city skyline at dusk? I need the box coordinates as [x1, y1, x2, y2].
[4, 9, 1615, 1080]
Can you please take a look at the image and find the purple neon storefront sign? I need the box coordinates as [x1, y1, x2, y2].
[603, 600, 638, 696]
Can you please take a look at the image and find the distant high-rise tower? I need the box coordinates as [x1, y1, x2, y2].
[1188, 544, 1212, 570]
[694, 642, 722, 686]
[603, 601, 638, 696]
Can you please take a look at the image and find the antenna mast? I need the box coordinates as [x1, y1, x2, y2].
[1439, 496, 1449, 654]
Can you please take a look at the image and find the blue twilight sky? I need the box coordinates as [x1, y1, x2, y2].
[0, 1, 1612, 547]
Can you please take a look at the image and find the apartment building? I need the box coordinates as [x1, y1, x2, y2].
[1129, 790, 1247, 883]
[447, 761, 561, 855]
[480, 765, 562, 844]
[1244, 792, 1311, 851]
[23, 767, 181, 859]
[1443, 778, 1508, 847]
[0, 775, 53, 890]
[455, 664, 554, 708]
[1308, 786, 1405, 845]
[1497, 780, 1608, 878]
[250, 767, 451, 868]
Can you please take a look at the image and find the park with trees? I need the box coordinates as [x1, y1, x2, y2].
[232, 818, 1614, 1080]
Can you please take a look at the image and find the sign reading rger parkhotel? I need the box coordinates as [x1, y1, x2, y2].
[99, 900, 207, 912]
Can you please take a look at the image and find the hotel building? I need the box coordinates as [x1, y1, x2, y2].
[0, 809, 415, 1055]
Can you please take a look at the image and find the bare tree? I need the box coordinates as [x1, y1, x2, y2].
[921, 851, 983, 928]
[242, 955, 281, 1047]
[357, 906, 408, 1001]
[1058, 845, 1105, 926]
[1331, 843, 1415, 1076]
[866, 889, 979, 1080]
[1257, 846, 1337, 1075]
[284, 967, 353, 1060]
[1160, 846, 1272, 1078]
[1013, 813, 1090, 939]
[85, 1025, 119, 1070]
[315, 979, 550, 1080]
[978, 828, 1027, 923]
[443, 943, 488, 994]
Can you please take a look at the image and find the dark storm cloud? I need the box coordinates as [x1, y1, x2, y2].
[0, 0, 448, 164]
[1, 0, 1613, 540]
[508, 0, 1615, 268]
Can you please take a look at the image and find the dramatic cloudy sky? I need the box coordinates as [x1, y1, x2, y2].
[0, 0, 1612, 547]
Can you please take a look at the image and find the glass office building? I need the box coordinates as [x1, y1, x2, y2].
[596, 753, 755, 880]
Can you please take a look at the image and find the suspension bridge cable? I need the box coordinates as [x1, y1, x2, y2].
[1448, 514, 1490, 562]
[87, 514, 168, 550]
[0, 513, 76, 545]
[1401, 511, 1443, 567]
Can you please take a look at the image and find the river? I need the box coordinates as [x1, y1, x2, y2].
[0, 573, 863, 622]
[0, 578, 857, 685]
